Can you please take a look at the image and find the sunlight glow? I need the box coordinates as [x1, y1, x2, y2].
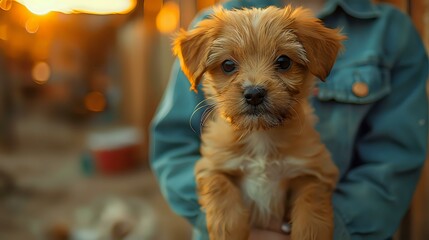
[156, 2, 180, 34]
[16, 0, 136, 15]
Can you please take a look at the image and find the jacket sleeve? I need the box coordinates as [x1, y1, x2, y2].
[332, 12, 429, 240]
[150, 60, 209, 237]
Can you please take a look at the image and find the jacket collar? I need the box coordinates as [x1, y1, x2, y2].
[226, 0, 284, 8]
[320, 0, 380, 19]
[234, 0, 380, 19]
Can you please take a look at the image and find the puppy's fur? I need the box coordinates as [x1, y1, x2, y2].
[173, 6, 344, 240]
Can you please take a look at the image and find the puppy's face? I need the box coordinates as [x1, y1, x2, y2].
[174, 6, 345, 130]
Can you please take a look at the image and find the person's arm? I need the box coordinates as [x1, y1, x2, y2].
[150, 59, 209, 236]
[332, 12, 428, 240]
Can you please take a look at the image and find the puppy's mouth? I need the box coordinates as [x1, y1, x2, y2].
[245, 104, 291, 120]
[243, 104, 274, 116]
[245, 106, 265, 116]
[223, 104, 292, 130]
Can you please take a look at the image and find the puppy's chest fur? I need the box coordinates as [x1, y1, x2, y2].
[239, 132, 288, 226]
[202, 125, 292, 227]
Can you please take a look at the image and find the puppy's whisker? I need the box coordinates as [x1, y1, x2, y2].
[190, 105, 209, 133]
[190, 98, 216, 133]
[200, 105, 217, 132]
[195, 97, 216, 110]
[193, 103, 212, 116]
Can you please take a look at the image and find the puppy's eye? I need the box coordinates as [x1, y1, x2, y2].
[221, 60, 237, 74]
[275, 55, 292, 71]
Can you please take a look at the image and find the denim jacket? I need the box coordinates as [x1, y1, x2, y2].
[150, 0, 429, 239]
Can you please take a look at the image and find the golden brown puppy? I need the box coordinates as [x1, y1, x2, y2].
[173, 6, 345, 240]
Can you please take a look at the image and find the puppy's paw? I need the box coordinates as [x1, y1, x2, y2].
[289, 177, 335, 240]
[197, 169, 251, 240]
[207, 205, 250, 240]
[290, 221, 333, 240]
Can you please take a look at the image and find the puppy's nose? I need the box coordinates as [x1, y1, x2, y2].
[244, 87, 266, 106]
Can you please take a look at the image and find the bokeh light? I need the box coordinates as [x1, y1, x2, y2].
[25, 18, 39, 34]
[32, 61, 51, 84]
[85, 91, 106, 112]
[156, 1, 180, 34]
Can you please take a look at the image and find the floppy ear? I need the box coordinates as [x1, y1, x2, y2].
[290, 8, 346, 81]
[173, 21, 216, 92]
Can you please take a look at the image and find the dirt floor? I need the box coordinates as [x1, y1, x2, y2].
[0, 112, 192, 240]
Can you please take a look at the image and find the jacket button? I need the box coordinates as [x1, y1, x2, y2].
[352, 82, 369, 97]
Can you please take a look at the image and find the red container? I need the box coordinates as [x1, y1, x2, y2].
[93, 145, 139, 174]
[88, 127, 141, 175]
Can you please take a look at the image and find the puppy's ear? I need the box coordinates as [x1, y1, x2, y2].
[173, 20, 216, 92]
[290, 8, 346, 81]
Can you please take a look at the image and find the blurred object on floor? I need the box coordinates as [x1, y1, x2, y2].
[87, 126, 143, 175]
[47, 221, 70, 240]
[71, 197, 156, 240]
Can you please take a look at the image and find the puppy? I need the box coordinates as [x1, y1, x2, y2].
[173, 6, 344, 240]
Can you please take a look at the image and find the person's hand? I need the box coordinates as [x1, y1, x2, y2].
[249, 228, 290, 240]
[248, 221, 291, 240]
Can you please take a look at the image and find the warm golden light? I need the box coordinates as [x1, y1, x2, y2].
[144, 0, 162, 13]
[156, 1, 180, 34]
[16, 0, 136, 15]
[32, 62, 51, 84]
[85, 91, 106, 112]
[25, 18, 39, 33]
[0, 24, 8, 41]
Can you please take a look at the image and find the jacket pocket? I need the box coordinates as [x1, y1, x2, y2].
[315, 63, 391, 104]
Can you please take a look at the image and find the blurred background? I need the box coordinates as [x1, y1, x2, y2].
[0, 0, 427, 239]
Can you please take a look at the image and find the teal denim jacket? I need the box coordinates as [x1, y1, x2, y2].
[150, 0, 429, 239]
